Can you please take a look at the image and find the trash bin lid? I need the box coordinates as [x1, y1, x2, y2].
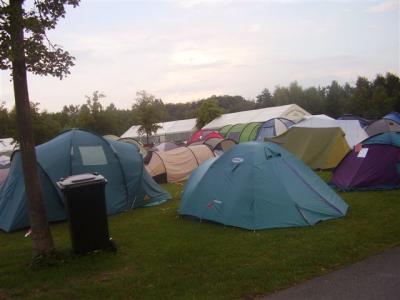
[57, 173, 107, 190]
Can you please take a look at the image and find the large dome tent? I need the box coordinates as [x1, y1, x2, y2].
[332, 132, 400, 190]
[0, 129, 170, 232]
[179, 142, 348, 230]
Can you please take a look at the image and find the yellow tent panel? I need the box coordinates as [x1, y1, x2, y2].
[266, 127, 350, 169]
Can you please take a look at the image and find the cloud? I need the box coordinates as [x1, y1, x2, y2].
[1, 0, 398, 112]
[171, 49, 227, 67]
[248, 24, 262, 33]
[368, 0, 399, 13]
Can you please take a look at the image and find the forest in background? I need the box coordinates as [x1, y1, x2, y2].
[0, 72, 399, 145]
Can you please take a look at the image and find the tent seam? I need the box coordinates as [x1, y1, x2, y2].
[280, 158, 344, 215]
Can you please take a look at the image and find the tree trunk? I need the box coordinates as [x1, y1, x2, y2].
[9, 0, 55, 258]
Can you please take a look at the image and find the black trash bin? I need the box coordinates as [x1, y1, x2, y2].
[57, 173, 114, 255]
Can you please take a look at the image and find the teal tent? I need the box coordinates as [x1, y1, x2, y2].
[0, 129, 170, 232]
[179, 142, 348, 230]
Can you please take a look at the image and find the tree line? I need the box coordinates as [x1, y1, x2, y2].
[1, 72, 399, 145]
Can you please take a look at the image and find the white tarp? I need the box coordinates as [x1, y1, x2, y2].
[294, 117, 368, 147]
[202, 104, 310, 129]
[121, 125, 142, 139]
[121, 119, 197, 138]
[303, 114, 334, 120]
[0, 155, 10, 166]
[0, 138, 16, 154]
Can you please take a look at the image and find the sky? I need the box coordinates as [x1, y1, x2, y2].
[0, 0, 399, 112]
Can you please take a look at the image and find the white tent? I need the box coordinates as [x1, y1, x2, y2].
[0, 138, 16, 155]
[121, 118, 197, 143]
[294, 117, 368, 147]
[303, 114, 334, 120]
[202, 104, 310, 130]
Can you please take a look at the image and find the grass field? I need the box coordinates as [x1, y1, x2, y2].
[0, 173, 399, 299]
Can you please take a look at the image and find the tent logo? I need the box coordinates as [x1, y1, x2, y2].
[207, 199, 222, 208]
[232, 157, 244, 164]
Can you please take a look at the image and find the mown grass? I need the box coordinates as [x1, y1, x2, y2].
[0, 173, 399, 299]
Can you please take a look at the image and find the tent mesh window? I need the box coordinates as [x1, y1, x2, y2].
[79, 146, 108, 166]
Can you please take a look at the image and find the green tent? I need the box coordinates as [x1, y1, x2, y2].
[219, 125, 234, 137]
[225, 123, 247, 141]
[179, 142, 348, 230]
[0, 129, 170, 232]
[239, 122, 261, 142]
[266, 127, 350, 170]
[219, 122, 261, 143]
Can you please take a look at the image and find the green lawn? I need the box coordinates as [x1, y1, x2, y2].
[1, 173, 399, 299]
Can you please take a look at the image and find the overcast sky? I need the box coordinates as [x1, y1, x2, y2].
[0, 0, 399, 112]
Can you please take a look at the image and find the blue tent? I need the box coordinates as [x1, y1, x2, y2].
[0, 129, 170, 232]
[256, 118, 294, 141]
[384, 112, 400, 124]
[179, 142, 348, 230]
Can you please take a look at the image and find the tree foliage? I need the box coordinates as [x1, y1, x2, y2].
[196, 99, 223, 129]
[132, 90, 165, 143]
[0, 73, 399, 143]
[0, 0, 79, 78]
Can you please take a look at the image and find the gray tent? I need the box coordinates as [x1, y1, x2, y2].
[118, 137, 148, 157]
[192, 138, 236, 152]
[366, 119, 400, 136]
[205, 138, 236, 151]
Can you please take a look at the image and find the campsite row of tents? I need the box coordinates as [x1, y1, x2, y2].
[121, 104, 311, 144]
[116, 110, 400, 187]
[0, 109, 399, 232]
[120, 105, 399, 149]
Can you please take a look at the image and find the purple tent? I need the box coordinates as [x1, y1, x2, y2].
[332, 132, 400, 190]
